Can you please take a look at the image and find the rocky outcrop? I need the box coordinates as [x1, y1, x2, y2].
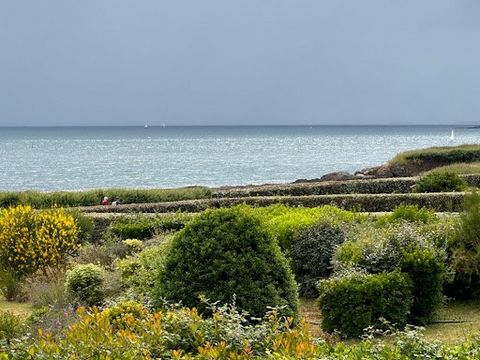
[319, 171, 356, 181]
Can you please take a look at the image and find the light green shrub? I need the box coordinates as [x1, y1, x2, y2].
[65, 264, 105, 306]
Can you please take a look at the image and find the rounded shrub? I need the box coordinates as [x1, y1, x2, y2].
[333, 224, 446, 324]
[318, 271, 413, 338]
[290, 221, 347, 298]
[156, 206, 299, 319]
[65, 263, 105, 306]
[415, 171, 466, 193]
[376, 204, 437, 225]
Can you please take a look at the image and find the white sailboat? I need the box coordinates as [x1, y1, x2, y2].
[144, 124, 149, 128]
[450, 129, 455, 141]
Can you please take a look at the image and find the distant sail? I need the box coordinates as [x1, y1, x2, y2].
[450, 129, 455, 141]
[145, 124, 149, 128]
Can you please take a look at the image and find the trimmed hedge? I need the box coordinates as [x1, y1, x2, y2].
[213, 177, 417, 197]
[318, 271, 413, 338]
[79, 192, 466, 214]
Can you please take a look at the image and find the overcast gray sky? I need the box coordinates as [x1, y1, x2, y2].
[0, 1, 479, 126]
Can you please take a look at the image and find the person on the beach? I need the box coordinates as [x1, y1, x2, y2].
[112, 198, 120, 206]
[100, 196, 109, 205]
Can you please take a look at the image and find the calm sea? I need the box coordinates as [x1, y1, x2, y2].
[0, 126, 479, 191]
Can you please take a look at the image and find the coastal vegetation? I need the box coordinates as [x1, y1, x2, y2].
[3, 144, 480, 358]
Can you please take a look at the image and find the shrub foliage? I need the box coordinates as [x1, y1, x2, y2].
[0, 205, 78, 277]
[415, 171, 466, 193]
[318, 271, 413, 338]
[290, 221, 347, 297]
[65, 263, 105, 306]
[157, 206, 299, 319]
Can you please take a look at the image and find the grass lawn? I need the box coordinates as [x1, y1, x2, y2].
[0, 298, 33, 317]
[300, 298, 480, 344]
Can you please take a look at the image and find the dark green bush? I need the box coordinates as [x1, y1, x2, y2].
[65, 264, 105, 306]
[415, 171, 466, 193]
[333, 224, 446, 324]
[156, 206, 299, 319]
[290, 222, 347, 297]
[318, 271, 413, 338]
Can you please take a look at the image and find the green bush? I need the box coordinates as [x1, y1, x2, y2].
[377, 204, 437, 225]
[448, 192, 480, 299]
[333, 224, 446, 324]
[156, 206, 299, 319]
[290, 222, 347, 297]
[115, 238, 173, 299]
[415, 171, 466, 193]
[0, 268, 24, 302]
[318, 271, 413, 338]
[65, 264, 105, 306]
[70, 210, 95, 243]
[0, 311, 24, 343]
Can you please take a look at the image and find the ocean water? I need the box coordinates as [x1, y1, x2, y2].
[0, 125, 479, 191]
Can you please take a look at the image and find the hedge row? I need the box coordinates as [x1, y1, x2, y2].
[213, 177, 417, 197]
[0, 187, 212, 209]
[79, 192, 465, 214]
[2, 175, 478, 209]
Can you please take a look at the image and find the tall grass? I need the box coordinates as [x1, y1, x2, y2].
[389, 144, 480, 165]
[423, 162, 480, 175]
[0, 187, 212, 209]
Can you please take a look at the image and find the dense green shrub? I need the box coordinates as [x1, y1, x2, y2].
[65, 264, 105, 306]
[318, 271, 413, 338]
[0, 311, 24, 343]
[0, 268, 24, 302]
[377, 204, 437, 225]
[334, 224, 446, 324]
[290, 222, 347, 297]
[415, 171, 466, 193]
[115, 238, 173, 299]
[256, 204, 363, 251]
[448, 192, 480, 298]
[156, 206, 299, 319]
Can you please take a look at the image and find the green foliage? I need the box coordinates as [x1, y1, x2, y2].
[105, 213, 192, 240]
[449, 192, 480, 298]
[157, 206, 299, 319]
[255, 204, 363, 251]
[415, 171, 466, 193]
[334, 224, 446, 324]
[402, 248, 446, 324]
[0, 268, 24, 302]
[0, 187, 212, 209]
[65, 264, 105, 306]
[0, 311, 24, 342]
[106, 301, 150, 331]
[290, 221, 347, 297]
[69, 210, 95, 243]
[318, 271, 413, 338]
[377, 204, 437, 225]
[115, 238, 172, 299]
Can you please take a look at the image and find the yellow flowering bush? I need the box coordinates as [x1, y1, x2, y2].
[0, 205, 78, 276]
